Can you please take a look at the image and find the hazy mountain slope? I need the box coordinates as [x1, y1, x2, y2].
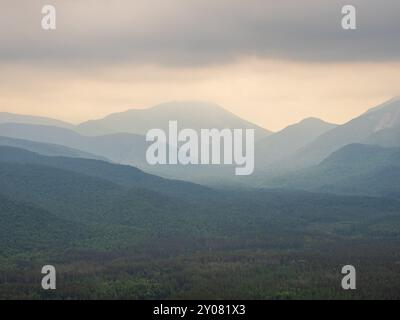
[0, 112, 74, 129]
[282, 98, 400, 170]
[264, 144, 400, 198]
[78, 101, 272, 140]
[0, 123, 148, 166]
[0, 123, 258, 184]
[2, 157, 400, 248]
[256, 117, 337, 169]
[364, 123, 400, 148]
[0, 146, 213, 199]
[0, 159, 220, 241]
[0, 136, 105, 160]
[2, 145, 400, 261]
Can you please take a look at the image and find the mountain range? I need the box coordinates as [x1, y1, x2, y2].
[278, 97, 400, 171]
[2, 98, 400, 299]
[0, 98, 399, 186]
[263, 143, 400, 198]
[2, 144, 400, 254]
[255, 117, 337, 171]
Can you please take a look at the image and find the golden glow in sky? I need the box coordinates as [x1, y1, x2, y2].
[1, 58, 399, 131]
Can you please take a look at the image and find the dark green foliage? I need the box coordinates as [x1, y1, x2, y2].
[0, 146, 213, 199]
[0, 194, 87, 255]
[1, 146, 400, 299]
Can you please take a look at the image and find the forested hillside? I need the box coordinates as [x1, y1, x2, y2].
[1, 146, 400, 299]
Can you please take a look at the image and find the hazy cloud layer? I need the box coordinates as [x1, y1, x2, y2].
[0, 0, 399, 66]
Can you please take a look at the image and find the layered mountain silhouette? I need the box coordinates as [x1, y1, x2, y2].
[256, 117, 337, 170]
[0, 147, 203, 239]
[264, 144, 400, 198]
[279, 97, 400, 170]
[0, 146, 212, 199]
[2, 99, 400, 299]
[0, 111, 74, 129]
[2, 99, 400, 277]
[0, 123, 148, 166]
[0, 123, 241, 183]
[0, 98, 399, 185]
[2, 145, 400, 255]
[0, 136, 105, 160]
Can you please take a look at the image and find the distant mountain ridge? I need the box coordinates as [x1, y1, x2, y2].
[77, 101, 273, 140]
[0, 123, 253, 183]
[256, 117, 337, 170]
[0, 111, 74, 129]
[275, 97, 400, 171]
[0, 135, 106, 160]
[0, 123, 148, 166]
[2, 143, 400, 260]
[1, 98, 400, 185]
[264, 143, 400, 198]
[0, 146, 214, 199]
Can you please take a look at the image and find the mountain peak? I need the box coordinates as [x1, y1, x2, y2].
[111, 101, 228, 116]
[78, 101, 273, 138]
[298, 117, 333, 126]
[279, 117, 336, 132]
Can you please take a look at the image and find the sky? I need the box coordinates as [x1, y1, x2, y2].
[0, 0, 399, 131]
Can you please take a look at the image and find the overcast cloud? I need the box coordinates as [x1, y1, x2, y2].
[0, 0, 399, 66]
